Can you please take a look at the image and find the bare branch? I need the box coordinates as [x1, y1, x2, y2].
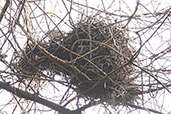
[0, 81, 74, 114]
[127, 103, 164, 114]
[0, 0, 9, 23]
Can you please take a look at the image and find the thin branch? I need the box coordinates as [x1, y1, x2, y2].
[0, 81, 74, 114]
[74, 101, 98, 113]
[127, 103, 164, 114]
[123, 0, 140, 27]
[0, 0, 10, 23]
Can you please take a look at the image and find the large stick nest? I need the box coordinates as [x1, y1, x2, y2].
[13, 18, 139, 106]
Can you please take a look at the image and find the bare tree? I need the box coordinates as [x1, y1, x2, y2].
[0, 0, 171, 114]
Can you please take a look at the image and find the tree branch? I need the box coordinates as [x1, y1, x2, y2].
[74, 101, 98, 113]
[0, 81, 76, 114]
[0, 0, 10, 23]
[126, 103, 164, 114]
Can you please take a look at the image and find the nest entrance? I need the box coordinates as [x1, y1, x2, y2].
[14, 18, 139, 106]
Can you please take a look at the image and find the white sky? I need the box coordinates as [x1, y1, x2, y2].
[0, 0, 171, 114]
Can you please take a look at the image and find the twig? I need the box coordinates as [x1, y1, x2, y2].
[0, 0, 10, 23]
[127, 103, 164, 114]
[123, 0, 140, 27]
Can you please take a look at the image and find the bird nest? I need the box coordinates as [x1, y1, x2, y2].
[13, 18, 139, 106]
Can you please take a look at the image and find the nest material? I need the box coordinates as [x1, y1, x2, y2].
[14, 18, 139, 106]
